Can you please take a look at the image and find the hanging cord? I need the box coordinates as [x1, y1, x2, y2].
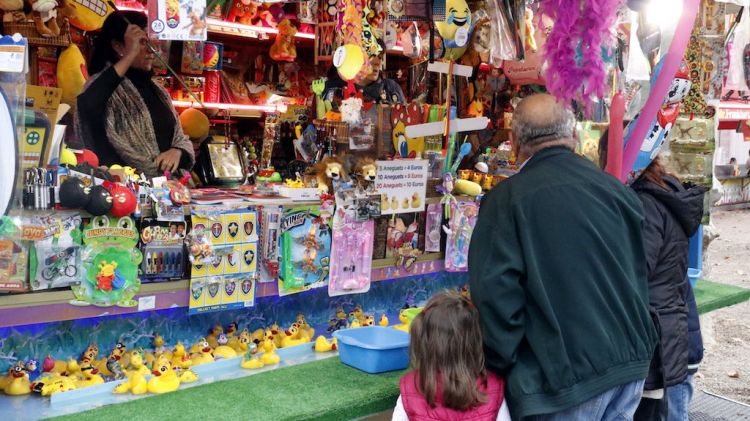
[107, 0, 206, 107]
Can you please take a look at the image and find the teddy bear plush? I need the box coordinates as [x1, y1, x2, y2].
[314, 156, 347, 194]
[269, 18, 297, 62]
[226, 0, 259, 25]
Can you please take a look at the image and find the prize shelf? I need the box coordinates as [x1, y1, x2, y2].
[0, 253, 444, 329]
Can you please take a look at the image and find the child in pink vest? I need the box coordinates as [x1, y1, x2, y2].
[392, 290, 511, 421]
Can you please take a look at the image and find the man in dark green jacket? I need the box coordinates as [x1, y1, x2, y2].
[468, 94, 658, 420]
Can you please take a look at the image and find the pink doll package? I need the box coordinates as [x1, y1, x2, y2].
[329, 212, 375, 296]
[444, 201, 479, 272]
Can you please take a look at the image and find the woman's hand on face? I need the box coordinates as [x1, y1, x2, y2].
[123, 25, 147, 59]
[156, 148, 183, 173]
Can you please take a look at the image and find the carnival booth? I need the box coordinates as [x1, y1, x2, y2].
[0, 0, 728, 418]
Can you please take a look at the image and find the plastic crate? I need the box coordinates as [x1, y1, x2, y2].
[688, 268, 701, 288]
[332, 326, 410, 374]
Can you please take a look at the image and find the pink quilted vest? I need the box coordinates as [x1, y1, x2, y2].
[400, 371, 505, 421]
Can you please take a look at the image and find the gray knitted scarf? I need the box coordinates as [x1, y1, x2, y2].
[74, 66, 195, 177]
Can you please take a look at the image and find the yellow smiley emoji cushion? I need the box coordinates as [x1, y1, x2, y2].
[436, 0, 472, 60]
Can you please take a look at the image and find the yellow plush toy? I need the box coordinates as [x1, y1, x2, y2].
[435, 0, 472, 60]
[57, 44, 88, 106]
[67, 0, 113, 31]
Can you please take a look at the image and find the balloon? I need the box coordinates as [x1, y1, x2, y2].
[76, 149, 99, 167]
[334, 44, 366, 81]
[59, 147, 77, 166]
[606, 92, 624, 178]
[620, 0, 699, 182]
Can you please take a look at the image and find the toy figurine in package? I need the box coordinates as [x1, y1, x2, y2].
[444, 201, 479, 272]
[29, 212, 83, 290]
[72, 216, 143, 307]
[149, 0, 207, 41]
[138, 219, 187, 282]
[0, 216, 30, 293]
[258, 205, 282, 283]
[176, 77, 206, 102]
[424, 203, 442, 253]
[182, 42, 206, 75]
[329, 212, 374, 296]
[278, 206, 331, 296]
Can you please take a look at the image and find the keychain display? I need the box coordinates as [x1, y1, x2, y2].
[444, 201, 479, 272]
[328, 211, 374, 297]
[278, 205, 332, 296]
[424, 203, 442, 253]
[258, 205, 283, 283]
[29, 212, 83, 290]
[72, 216, 142, 307]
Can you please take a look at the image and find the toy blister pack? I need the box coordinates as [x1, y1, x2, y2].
[72, 215, 143, 307]
[257, 205, 283, 283]
[138, 218, 187, 282]
[189, 206, 258, 314]
[444, 201, 479, 272]
[278, 205, 332, 296]
[29, 212, 83, 290]
[329, 210, 374, 296]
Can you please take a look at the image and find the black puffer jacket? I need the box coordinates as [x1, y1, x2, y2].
[631, 175, 706, 389]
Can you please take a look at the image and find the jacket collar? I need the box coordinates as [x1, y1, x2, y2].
[519, 145, 574, 173]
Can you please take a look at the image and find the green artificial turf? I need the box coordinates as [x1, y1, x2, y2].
[694, 280, 750, 315]
[47, 358, 405, 421]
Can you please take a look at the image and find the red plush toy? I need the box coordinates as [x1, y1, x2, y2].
[75, 149, 100, 167]
[103, 181, 137, 217]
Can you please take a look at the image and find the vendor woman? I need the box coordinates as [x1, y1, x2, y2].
[75, 11, 195, 177]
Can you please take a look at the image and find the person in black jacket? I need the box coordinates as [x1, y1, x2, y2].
[629, 158, 706, 421]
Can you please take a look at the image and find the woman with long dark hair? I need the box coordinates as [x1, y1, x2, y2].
[74, 11, 195, 177]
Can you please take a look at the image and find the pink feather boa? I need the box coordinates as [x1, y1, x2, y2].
[541, 0, 623, 109]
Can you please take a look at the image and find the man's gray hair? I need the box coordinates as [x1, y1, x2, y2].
[512, 100, 576, 150]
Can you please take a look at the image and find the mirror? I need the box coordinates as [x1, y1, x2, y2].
[0, 89, 17, 216]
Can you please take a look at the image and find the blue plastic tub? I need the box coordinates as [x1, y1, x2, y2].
[332, 326, 410, 374]
[688, 268, 701, 288]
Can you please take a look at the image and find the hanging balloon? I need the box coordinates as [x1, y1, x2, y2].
[334, 44, 367, 81]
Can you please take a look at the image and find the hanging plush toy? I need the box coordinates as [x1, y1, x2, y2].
[269, 19, 297, 62]
[335, 0, 370, 82]
[623, 58, 691, 181]
[57, 44, 88, 106]
[67, 0, 113, 31]
[435, 0, 474, 60]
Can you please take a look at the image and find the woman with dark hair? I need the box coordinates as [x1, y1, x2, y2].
[75, 11, 195, 177]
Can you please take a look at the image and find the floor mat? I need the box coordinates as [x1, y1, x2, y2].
[694, 280, 750, 315]
[690, 391, 750, 420]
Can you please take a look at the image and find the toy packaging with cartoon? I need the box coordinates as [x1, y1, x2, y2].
[149, 0, 208, 41]
[72, 216, 143, 307]
[189, 206, 258, 314]
[278, 205, 331, 296]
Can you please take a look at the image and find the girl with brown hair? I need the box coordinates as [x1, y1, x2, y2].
[391, 290, 510, 421]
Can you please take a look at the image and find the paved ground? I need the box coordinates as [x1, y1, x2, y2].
[695, 210, 750, 404]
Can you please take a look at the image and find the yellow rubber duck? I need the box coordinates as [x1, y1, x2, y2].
[250, 328, 265, 347]
[170, 342, 188, 368]
[213, 334, 238, 359]
[153, 334, 170, 359]
[352, 305, 365, 323]
[113, 368, 148, 395]
[64, 358, 83, 380]
[147, 357, 180, 394]
[3, 363, 31, 395]
[280, 324, 310, 348]
[296, 314, 316, 340]
[124, 350, 151, 378]
[313, 336, 338, 353]
[240, 344, 265, 370]
[393, 309, 411, 332]
[75, 365, 104, 389]
[381, 194, 390, 211]
[379, 314, 389, 327]
[259, 340, 281, 366]
[349, 319, 362, 329]
[176, 368, 198, 383]
[80, 344, 99, 364]
[190, 338, 215, 366]
[226, 325, 243, 352]
[94, 343, 124, 377]
[206, 324, 224, 349]
[269, 324, 283, 349]
[230, 329, 252, 354]
[40, 376, 77, 396]
[48, 355, 69, 375]
[363, 315, 375, 326]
